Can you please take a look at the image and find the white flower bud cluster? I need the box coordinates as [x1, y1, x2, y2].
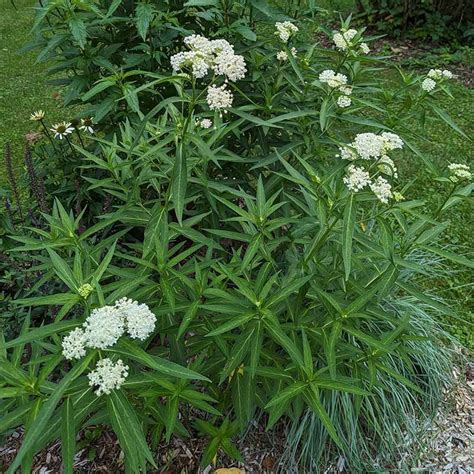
[448, 163, 472, 182]
[196, 118, 213, 129]
[332, 28, 370, 55]
[422, 68, 453, 92]
[275, 21, 299, 43]
[277, 47, 297, 62]
[62, 298, 157, 360]
[338, 132, 404, 203]
[87, 358, 129, 396]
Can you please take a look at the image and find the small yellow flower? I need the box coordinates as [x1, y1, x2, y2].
[30, 110, 45, 121]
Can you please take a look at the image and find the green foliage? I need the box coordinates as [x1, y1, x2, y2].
[360, 0, 473, 43]
[0, 1, 472, 472]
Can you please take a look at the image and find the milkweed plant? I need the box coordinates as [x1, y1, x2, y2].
[1, 4, 473, 473]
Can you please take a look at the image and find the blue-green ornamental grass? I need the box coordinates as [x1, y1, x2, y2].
[1, 2, 473, 472]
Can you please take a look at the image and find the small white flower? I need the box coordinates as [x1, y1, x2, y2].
[442, 69, 453, 79]
[338, 146, 358, 161]
[197, 118, 213, 129]
[337, 95, 351, 108]
[30, 110, 45, 121]
[277, 50, 288, 61]
[83, 306, 125, 349]
[359, 42, 370, 54]
[448, 163, 471, 181]
[79, 117, 94, 134]
[50, 122, 74, 140]
[290, 47, 297, 57]
[352, 133, 385, 159]
[115, 298, 157, 341]
[381, 132, 404, 151]
[333, 29, 358, 51]
[62, 328, 87, 360]
[171, 35, 246, 82]
[339, 85, 353, 96]
[319, 69, 348, 88]
[88, 358, 129, 396]
[213, 51, 247, 81]
[428, 69, 443, 80]
[275, 21, 299, 43]
[370, 176, 393, 203]
[422, 78, 436, 92]
[343, 165, 371, 191]
[206, 84, 233, 111]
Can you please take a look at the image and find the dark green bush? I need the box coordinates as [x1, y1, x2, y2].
[1, 2, 472, 472]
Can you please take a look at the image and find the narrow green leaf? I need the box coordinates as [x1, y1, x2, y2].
[342, 194, 356, 280]
[61, 397, 75, 474]
[173, 142, 187, 224]
[107, 339, 209, 381]
[7, 352, 95, 473]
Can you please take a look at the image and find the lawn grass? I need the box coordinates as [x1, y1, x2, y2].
[0, 0, 64, 187]
[0, 0, 472, 347]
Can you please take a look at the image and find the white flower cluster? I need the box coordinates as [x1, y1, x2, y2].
[277, 47, 297, 62]
[87, 358, 129, 396]
[370, 176, 393, 204]
[319, 70, 347, 88]
[421, 68, 453, 92]
[339, 132, 404, 203]
[171, 35, 246, 82]
[448, 163, 472, 181]
[332, 28, 370, 55]
[343, 165, 371, 191]
[170, 35, 246, 112]
[275, 21, 299, 43]
[344, 132, 403, 160]
[62, 298, 157, 360]
[319, 71, 353, 107]
[196, 118, 213, 129]
[206, 84, 234, 111]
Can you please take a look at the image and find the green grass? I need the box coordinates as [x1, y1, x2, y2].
[0, 0, 64, 187]
[398, 81, 474, 349]
[0, 0, 472, 347]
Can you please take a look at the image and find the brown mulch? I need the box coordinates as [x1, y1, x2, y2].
[1, 360, 472, 473]
[412, 362, 474, 473]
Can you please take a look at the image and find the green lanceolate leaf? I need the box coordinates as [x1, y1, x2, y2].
[107, 390, 156, 472]
[135, 3, 154, 40]
[7, 352, 95, 474]
[1, 320, 79, 349]
[342, 194, 356, 280]
[61, 397, 75, 474]
[304, 385, 344, 449]
[107, 339, 209, 381]
[173, 141, 187, 225]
